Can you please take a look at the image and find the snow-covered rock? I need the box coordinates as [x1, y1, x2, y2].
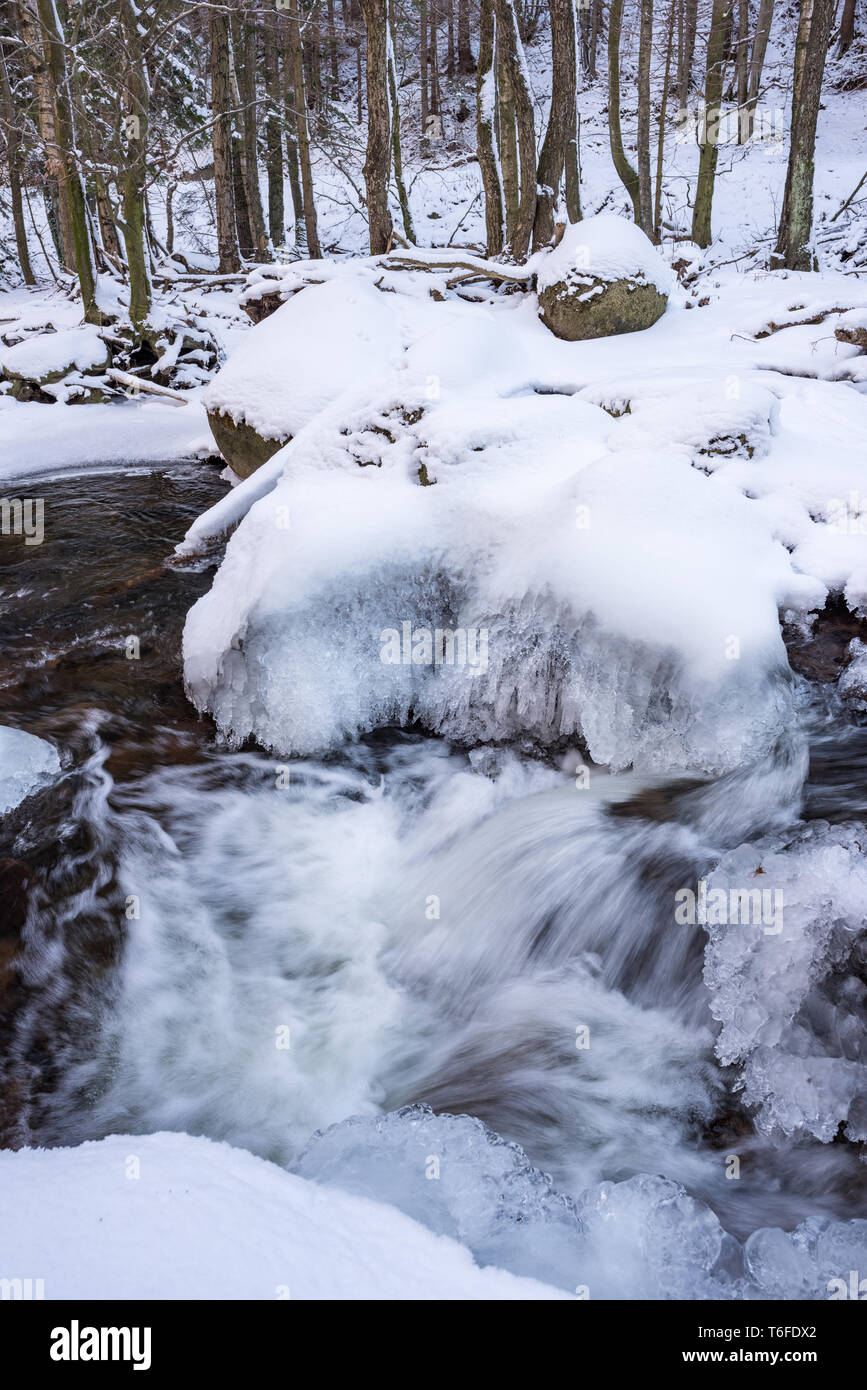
[200, 275, 407, 476]
[536, 215, 673, 341]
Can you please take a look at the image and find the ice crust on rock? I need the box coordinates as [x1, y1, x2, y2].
[0, 724, 60, 813]
[703, 820, 867, 1142]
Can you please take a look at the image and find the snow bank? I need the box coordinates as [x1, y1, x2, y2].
[536, 214, 676, 297]
[0, 725, 59, 813]
[0, 397, 214, 478]
[0, 1131, 565, 1300]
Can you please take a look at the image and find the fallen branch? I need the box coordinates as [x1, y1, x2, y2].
[107, 368, 190, 402]
[382, 252, 535, 284]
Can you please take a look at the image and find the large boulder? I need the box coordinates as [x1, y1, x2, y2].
[536, 215, 673, 342]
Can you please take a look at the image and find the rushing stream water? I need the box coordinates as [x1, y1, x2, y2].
[1, 460, 865, 1295]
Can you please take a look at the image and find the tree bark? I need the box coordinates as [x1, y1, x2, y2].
[691, 0, 731, 247]
[361, 0, 393, 253]
[654, 0, 675, 238]
[735, 0, 749, 141]
[0, 37, 35, 283]
[388, 3, 416, 242]
[637, 0, 654, 235]
[533, 0, 577, 248]
[496, 0, 536, 260]
[476, 0, 504, 255]
[677, 0, 698, 111]
[265, 23, 285, 247]
[745, 0, 774, 137]
[35, 0, 98, 318]
[210, 6, 240, 272]
[285, 0, 321, 256]
[458, 0, 476, 70]
[773, 0, 835, 269]
[232, 9, 268, 260]
[838, 0, 857, 53]
[119, 0, 152, 333]
[608, 0, 642, 222]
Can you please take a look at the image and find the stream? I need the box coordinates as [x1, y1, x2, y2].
[0, 459, 865, 1292]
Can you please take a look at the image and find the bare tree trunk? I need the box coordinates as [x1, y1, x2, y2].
[677, 0, 698, 111]
[447, 0, 456, 75]
[232, 9, 268, 260]
[388, 5, 416, 242]
[745, 0, 774, 137]
[735, 0, 749, 140]
[477, 0, 504, 253]
[17, 0, 73, 269]
[430, 2, 441, 115]
[265, 24, 286, 247]
[496, 0, 537, 259]
[838, 0, 857, 53]
[773, 0, 835, 269]
[35, 0, 98, 318]
[533, 0, 577, 248]
[0, 38, 35, 283]
[637, 0, 654, 234]
[691, 0, 731, 246]
[421, 0, 430, 134]
[654, 0, 676, 238]
[565, 106, 581, 220]
[210, 6, 240, 273]
[282, 56, 306, 249]
[361, 0, 393, 253]
[588, 0, 602, 78]
[119, 0, 152, 334]
[608, 0, 642, 222]
[286, 0, 321, 256]
[327, 0, 340, 94]
[458, 0, 476, 70]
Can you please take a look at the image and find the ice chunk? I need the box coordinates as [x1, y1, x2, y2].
[295, 1105, 584, 1290]
[0, 725, 60, 813]
[702, 821, 867, 1142]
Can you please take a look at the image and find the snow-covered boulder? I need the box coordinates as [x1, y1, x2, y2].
[536, 215, 673, 341]
[0, 325, 110, 403]
[835, 308, 867, 350]
[201, 276, 406, 477]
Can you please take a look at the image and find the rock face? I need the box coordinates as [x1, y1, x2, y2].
[205, 410, 287, 479]
[536, 214, 672, 342]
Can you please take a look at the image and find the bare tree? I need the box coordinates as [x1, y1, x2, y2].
[773, 0, 835, 269]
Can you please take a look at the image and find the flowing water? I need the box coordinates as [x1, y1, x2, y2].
[0, 461, 865, 1292]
